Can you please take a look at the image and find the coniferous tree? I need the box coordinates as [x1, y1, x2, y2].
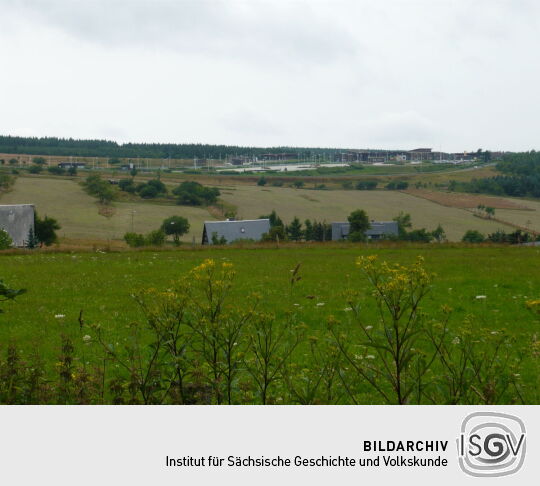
[287, 217, 303, 241]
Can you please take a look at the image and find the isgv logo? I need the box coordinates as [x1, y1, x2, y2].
[457, 412, 526, 477]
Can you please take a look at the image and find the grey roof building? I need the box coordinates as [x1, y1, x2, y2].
[0, 204, 35, 247]
[332, 221, 398, 241]
[202, 219, 270, 245]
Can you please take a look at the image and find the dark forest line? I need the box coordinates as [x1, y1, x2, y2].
[0, 135, 365, 159]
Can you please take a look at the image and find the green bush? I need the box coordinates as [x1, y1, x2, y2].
[145, 230, 166, 246]
[124, 230, 167, 247]
[135, 179, 167, 199]
[0, 229, 13, 249]
[28, 165, 43, 174]
[355, 180, 377, 190]
[462, 230, 485, 243]
[124, 232, 146, 247]
[118, 178, 136, 193]
[34, 214, 60, 246]
[83, 174, 115, 204]
[173, 181, 219, 206]
[47, 166, 66, 175]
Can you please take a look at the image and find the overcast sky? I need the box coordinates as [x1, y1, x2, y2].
[1, 0, 539, 151]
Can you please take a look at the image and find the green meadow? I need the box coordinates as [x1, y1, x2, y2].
[1, 246, 537, 350]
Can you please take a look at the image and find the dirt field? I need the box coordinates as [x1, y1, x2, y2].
[404, 189, 533, 209]
[494, 197, 540, 234]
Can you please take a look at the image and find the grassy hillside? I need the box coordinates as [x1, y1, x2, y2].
[219, 184, 515, 240]
[3, 174, 540, 242]
[0, 176, 213, 242]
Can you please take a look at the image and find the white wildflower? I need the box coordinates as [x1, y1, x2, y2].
[452, 337, 460, 345]
[365, 326, 373, 330]
[316, 302, 325, 307]
[82, 335, 92, 343]
[475, 295, 487, 299]
[344, 307, 353, 312]
[54, 314, 65, 319]
[490, 331, 499, 335]
[366, 355, 375, 359]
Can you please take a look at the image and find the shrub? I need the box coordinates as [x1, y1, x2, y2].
[405, 228, 434, 242]
[118, 179, 136, 193]
[329, 256, 434, 404]
[28, 165, 43, 174]
[462, 230, 485, 243]
[386, 181, 409, 190]
[138, 185, 160, 199]
[34, 215, 60, 246]
[211, 232, 227, 245]
[47, 166, 66, 175]
[83, 174, 115, 204]
[145, 230, 166, 246]
[173, 181, 220, 206]
[124, 232, 146, 247]
[0, 229, 13, 250]
[355, 180, 377, 190]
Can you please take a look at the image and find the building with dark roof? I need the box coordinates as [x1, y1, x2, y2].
[331, 221, 399, 241]
[202, 219, 270, 245]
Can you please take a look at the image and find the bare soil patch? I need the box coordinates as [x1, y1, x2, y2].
[405, 189, 532, 210]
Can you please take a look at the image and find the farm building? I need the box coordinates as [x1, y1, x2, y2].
[202, 219, 270, 245]
[331, 221, 398, 241]
[0, 204, 35, 247]
[58, 162, 86, 169]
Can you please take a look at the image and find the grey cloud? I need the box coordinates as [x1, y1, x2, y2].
[7, 0, 359, 66]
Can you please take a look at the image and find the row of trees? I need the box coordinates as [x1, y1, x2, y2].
[256, 210, 445, 243]
[83, 174, 115, 204]
[27, 164, 77, 176]
[259, 211, 332, 242]
[117, 177, 220, 206]
[0, 135, 348, 159]
[462, 229, 538, 244]
[119, 178, 167, 199]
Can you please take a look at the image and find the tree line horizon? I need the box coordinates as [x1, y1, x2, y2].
[0, 135, 490, 160]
